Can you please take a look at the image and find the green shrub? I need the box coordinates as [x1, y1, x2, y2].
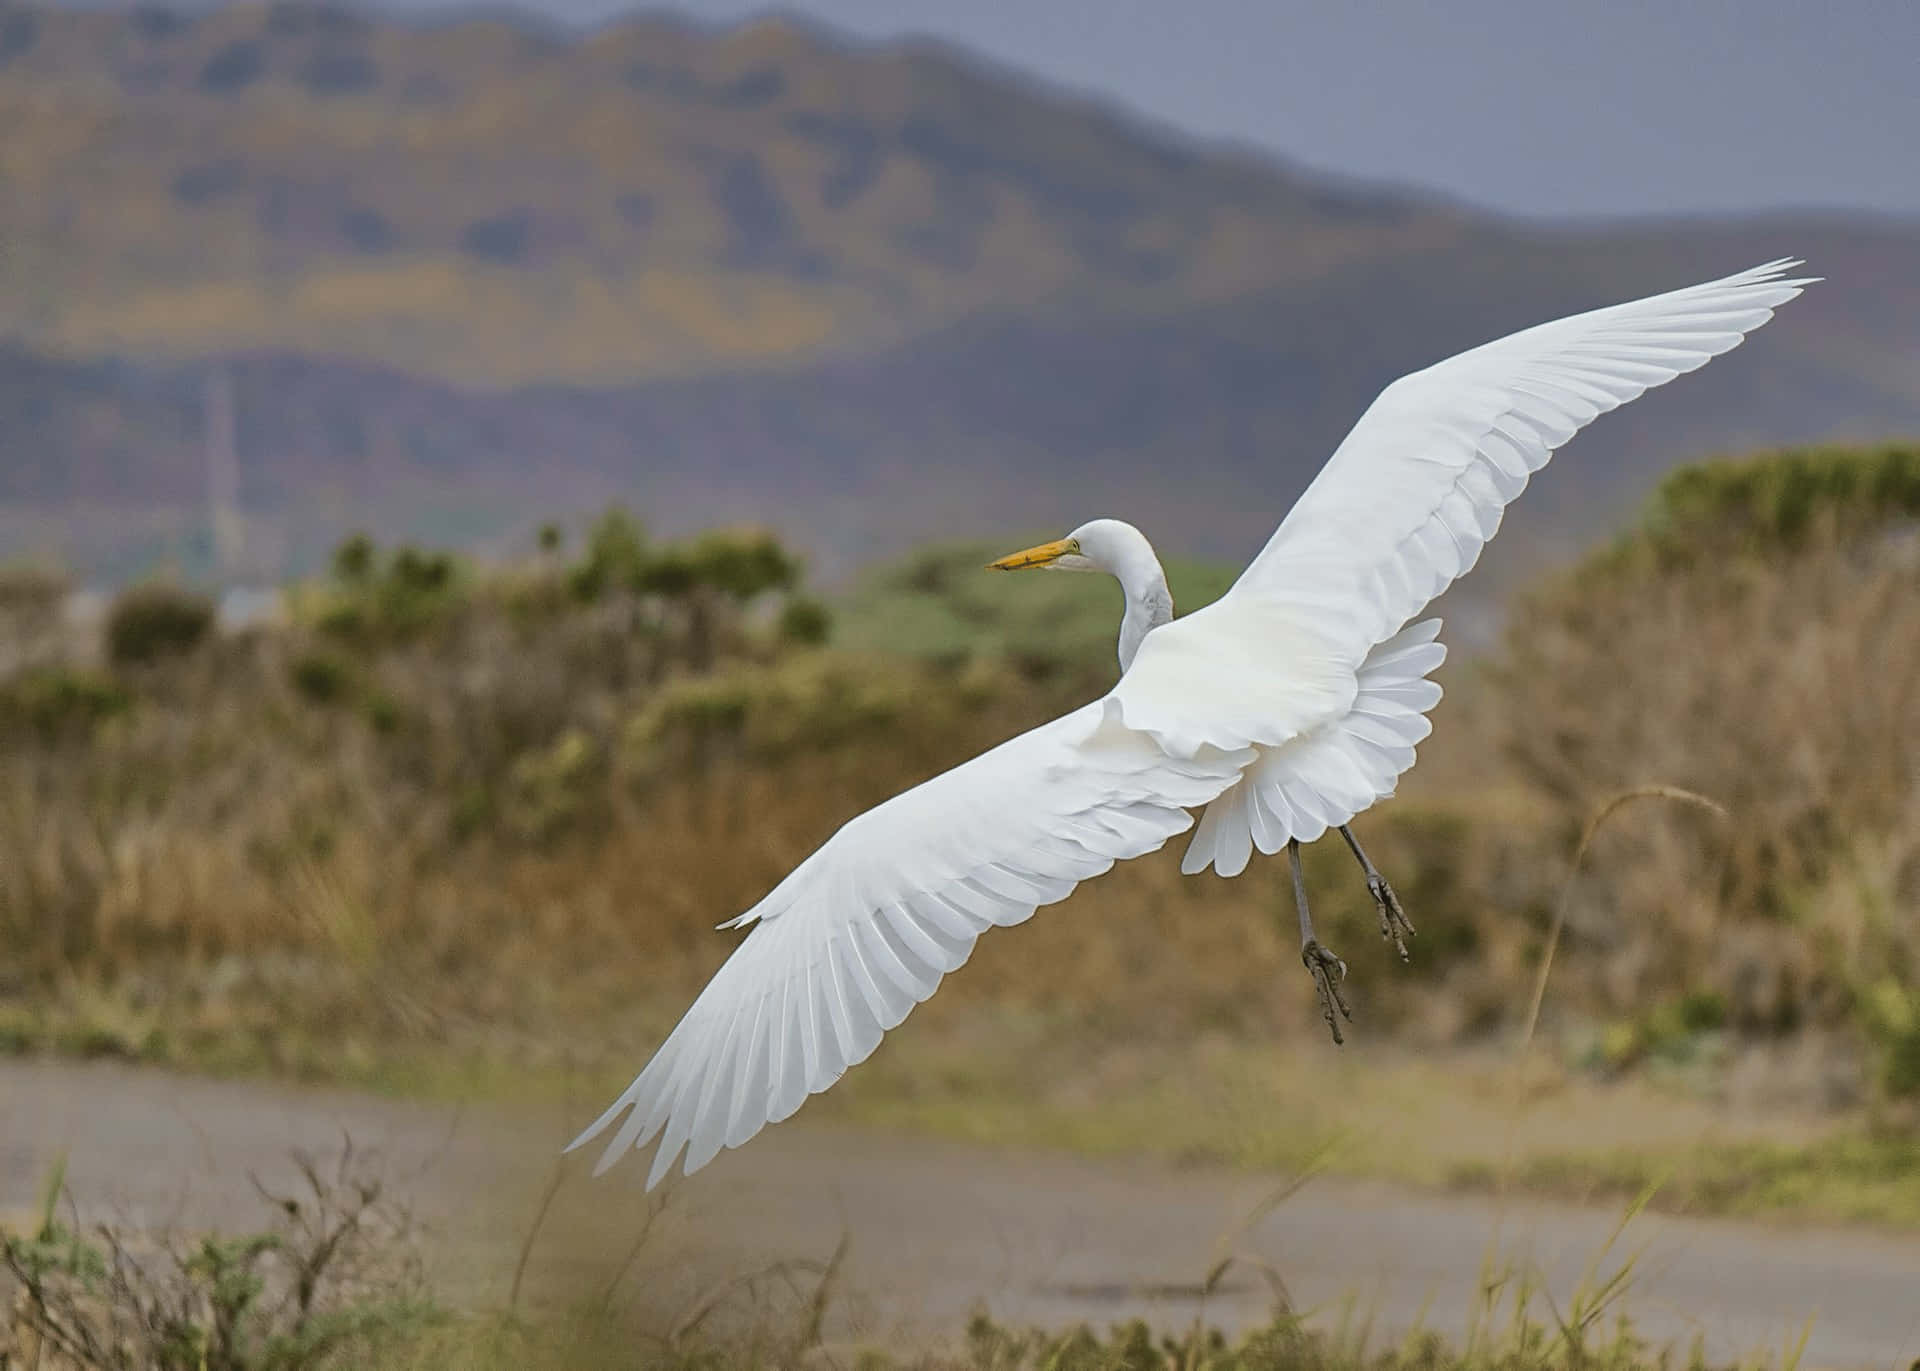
[312, 540, 465, 643]
[778, 595, 832, 646]
[105, 583, 215, 665]
[1861, 980, 1920, 1099]
[1678, 988, 1729, 1032]
[363, 689, 403, 734]
[689, 528, 799, 601]
[332, 532, 375, 584]
[566, 506, 650, 601]
[1614, 442, 1920, 574]
[0, 666, 130, 739]
[291, 651, 352, 704]
[1, 1152, 433, 1371]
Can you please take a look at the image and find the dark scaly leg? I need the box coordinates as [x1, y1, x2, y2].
[1339, 823, 1415, 962]
[1290, 838, 1350, 1044]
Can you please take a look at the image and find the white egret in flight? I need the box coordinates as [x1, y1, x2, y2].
[572, 260, 1813, 1187]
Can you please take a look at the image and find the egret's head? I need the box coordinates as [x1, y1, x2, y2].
[987, 518, 1170, 673]
[986, 519, 1148, 575]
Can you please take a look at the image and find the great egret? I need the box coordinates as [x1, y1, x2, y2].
[572, 259, 1813, 1187]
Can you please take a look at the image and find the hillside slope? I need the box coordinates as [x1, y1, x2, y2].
[0, 0, 1441, 382]
[1, 2, 1917, 583]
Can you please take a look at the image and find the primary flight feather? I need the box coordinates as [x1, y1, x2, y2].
[570, 259, 1815, 1187]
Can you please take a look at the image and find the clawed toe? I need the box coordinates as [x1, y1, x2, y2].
[1368, 873, 1416, 962]
[1301, 939, 1351, 1044]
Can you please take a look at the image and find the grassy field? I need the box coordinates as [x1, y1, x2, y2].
[2, 445, 1918, 1231]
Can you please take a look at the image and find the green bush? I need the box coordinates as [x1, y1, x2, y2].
[1, 1153, 432, 1371]
[291, 651, 352, 704]
[332, 532, 375, 584]
[566, 506, 650, 601]
[1615, 442, 1920, 574]
[0, 666, 130, 739]
[311, 538, 465, 643]
[689, 528, 799, 601]
[1861, 980, 1920, 1099]
[779, 595, 832, 646]
[105, 583, 215, 665]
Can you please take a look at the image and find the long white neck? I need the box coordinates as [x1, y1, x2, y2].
[1118, 574, 1173, 673]
[1071, 519, 1173, 674]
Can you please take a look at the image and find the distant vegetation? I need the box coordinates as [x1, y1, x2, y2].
[0, 444, 1916, 1138]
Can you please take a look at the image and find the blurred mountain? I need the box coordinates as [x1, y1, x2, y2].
[2, 0, 1918, 585]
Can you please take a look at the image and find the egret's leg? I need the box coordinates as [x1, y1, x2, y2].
[1290, 838, 1350, 1044]
[1339, 824, 1415, 962]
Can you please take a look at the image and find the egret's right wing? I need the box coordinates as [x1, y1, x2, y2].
[570, 704, 1248, 1187]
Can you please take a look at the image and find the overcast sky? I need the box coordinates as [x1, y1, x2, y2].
[357, 0, 1918, 220]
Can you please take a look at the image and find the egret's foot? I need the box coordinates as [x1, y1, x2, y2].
[1301, 939, 1351, 1044]
[1368, 873, 1416, 962]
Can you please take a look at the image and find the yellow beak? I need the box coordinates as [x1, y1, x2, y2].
[986, 537, 1078, 571]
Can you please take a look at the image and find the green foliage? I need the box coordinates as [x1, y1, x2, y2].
[1481, 1131, 1920, 1227]
[1677, 989, 1729, 1033]
[311, 537, 465, 643]
[1607, 442, 1920, 574]
[624, 653, 926, 764]
[332, 533, 376, 585]
[388, 546, 454, 594]
[566, 507, 650, 601]
[1, 1152, 433, 1371]
[505, 727, 602, 842]
[778, 594, 832, 646]
[1584, 994, 1731, 1076]
[567, 520, 799, 605]
[687, 528, 799, 602]
[291, 651, 352, 704]
[834, 540, 1237, 681]
[0, 666, 129, 740]
[382, 1291, 1740, 1371]
[105, 583, 215, 665]
[1859, 980, 1920, 1099]
[362, 689, 404, 735]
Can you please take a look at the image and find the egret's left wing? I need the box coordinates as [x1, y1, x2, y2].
[569, 704, 1247, 1186]
[1108, 261, 1814, 759]
[1230, 258, 1816, 647]
[1107, 259, 1811, 875]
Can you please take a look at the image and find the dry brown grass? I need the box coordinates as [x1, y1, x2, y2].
[1484, 501, 1920, 1089]
[1, 447, 1917, 1118]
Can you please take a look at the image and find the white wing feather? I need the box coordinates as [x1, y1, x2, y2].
[568, 703, 1249, 1186]
[1232, 258, 1817, 645]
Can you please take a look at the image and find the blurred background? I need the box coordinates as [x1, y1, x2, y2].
[2, 0, 1918, 1362]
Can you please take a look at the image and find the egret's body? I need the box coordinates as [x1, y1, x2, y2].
[572, 260, 1814, 1186]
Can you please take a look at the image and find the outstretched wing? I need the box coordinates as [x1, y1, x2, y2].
[1108, 260, 1814, 872]
[1229, 258, 1817, 645]
[569, 704, 1249, 1186]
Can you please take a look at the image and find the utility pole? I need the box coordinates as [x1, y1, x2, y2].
[205, 362, 243, 580]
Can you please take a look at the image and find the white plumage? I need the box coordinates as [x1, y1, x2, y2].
[570, 259, 1814, 1186]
